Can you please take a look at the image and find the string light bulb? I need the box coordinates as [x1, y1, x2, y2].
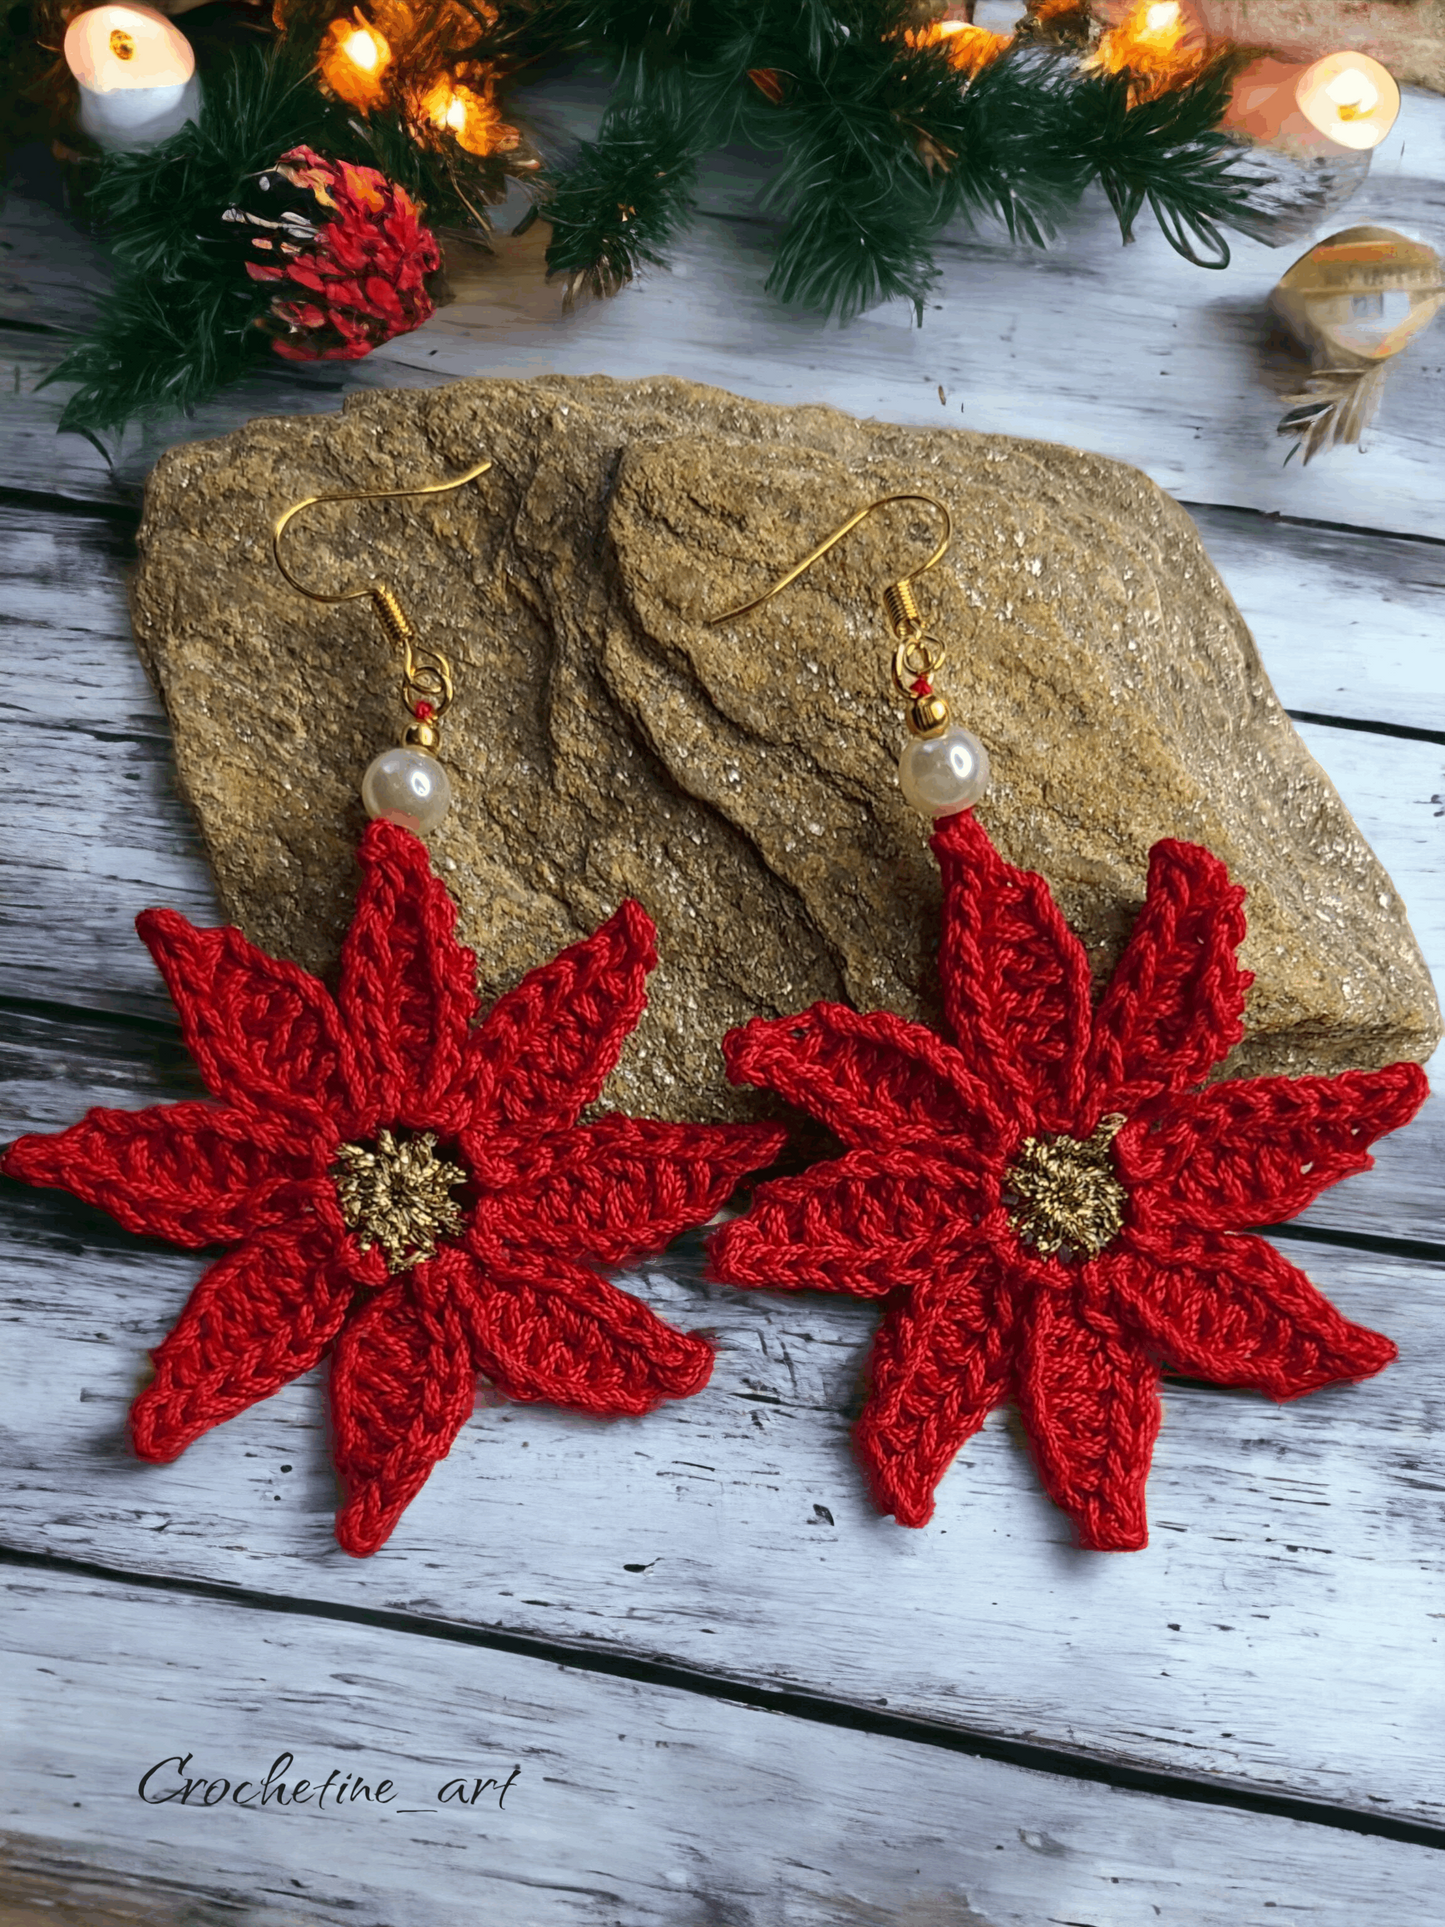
[318, 12, 392, 112]
[343, 25, 383, 71]
[416, 73, 519, 156]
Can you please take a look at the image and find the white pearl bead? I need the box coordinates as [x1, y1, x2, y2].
[361, 747, 452, 834]
[898, 725, 991, 818]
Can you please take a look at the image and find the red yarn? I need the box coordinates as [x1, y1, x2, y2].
[3, 822, 785, 1556]
[709, 809, 1427, 1551]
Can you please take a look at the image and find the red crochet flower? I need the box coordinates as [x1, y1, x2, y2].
[4, 823, 784, 1555]
[710, 810, 1427, 1551]
[241, 146, 440, 363]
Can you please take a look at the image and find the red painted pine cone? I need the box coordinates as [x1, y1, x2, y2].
[231, 145, 441, 362]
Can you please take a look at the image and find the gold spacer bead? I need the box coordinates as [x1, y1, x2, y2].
[403, 720, 440, 750]
[907, 692, 952, 739]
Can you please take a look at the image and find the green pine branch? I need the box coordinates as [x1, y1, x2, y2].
[541, 3, 1276, 316]
[543, 101, 698, 302]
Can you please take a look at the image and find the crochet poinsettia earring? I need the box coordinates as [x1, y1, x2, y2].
[704, 496, 1428, 1552]
[3, 463, 785, 1557]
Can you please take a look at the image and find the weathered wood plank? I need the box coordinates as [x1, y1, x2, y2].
[0, 503, 218, 1016]
[5, 1568, 1444, 1927]
[3, 90, 1445, 527]
[1187, 505, 1445, 735]
[1, 1175, 1441, 1825]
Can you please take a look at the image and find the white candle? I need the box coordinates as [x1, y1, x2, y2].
[64, 5, 201, 153]
[1223, 50, 1400, 155]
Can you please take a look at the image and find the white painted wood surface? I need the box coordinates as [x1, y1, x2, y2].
[8, 1570, 1445, 1927]
[3, 63, 1445, 1926]
[4, 1187, 1444, 1824]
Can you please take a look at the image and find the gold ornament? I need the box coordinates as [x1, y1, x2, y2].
[1271, 225, 1445, 464]
[333, 1128, 468, 1273]
[1002, 1115, 1128, 1261]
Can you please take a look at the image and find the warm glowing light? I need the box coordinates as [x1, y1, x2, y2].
[907, 19, 1012, 76]
[343, 26, 382, 71]
[64, 4, 200, 148]
[1297, 53, 1399, 150]
[319, 12, 392, 112]
[1092, 0, 1210, 102]
[417, 72, 519, 157]
[65, 5, 193, 93]
[1227, 50, 1399, 155]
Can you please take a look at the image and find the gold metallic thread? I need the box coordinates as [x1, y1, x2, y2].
[332, 1129, 468, 1273]
[1002, 1114, 1129, 1260]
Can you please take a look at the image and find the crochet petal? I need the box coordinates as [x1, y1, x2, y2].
[1123, 1061, 1429, 1232]
[1087, 840, 1251, 1108]
[853, 1255, 1014, 1526]
[473, 1115, 788, 1268]
[709, 1146, 998, 1298]
[931, 810, 1093, 1131]
[1102, 1228, 1396, 1396]
[462, 1251, 714, 1414]
[130, 1225, 363, 1462]
[723, 1003, 1012, 1154]
[137, 910, 365, 1129]
[2, 1102, 326, 1248]
[331, 1250, 477, 1557]
[338, 821, 480, 1130]
[458, 900, 655, 1134]
[1015, 1288, 1159, 1551]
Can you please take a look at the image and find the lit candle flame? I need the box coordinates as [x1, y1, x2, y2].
[1224, 48, 1399, 156]
[1296, 52, 1399, 151]
[63, 3, 200, 149]
[1325, 69, 1379, 121]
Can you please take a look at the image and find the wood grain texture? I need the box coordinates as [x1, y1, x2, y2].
[3, 91, 1445, 528]
[2, 1175, 1441, 1827]
[1186, 505, 1445, 734]
[6, 1569, 1445, 1927]
[0, 503, 218, 1017]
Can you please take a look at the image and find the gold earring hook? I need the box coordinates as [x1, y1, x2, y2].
[272, 459, 492, 731]
[707, 491, 952, 635]
[706, 492, 955, 734]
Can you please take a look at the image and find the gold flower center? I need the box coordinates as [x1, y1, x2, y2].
[1002, 1114, 1128, 1261]
[332, 1129, 467, 1273]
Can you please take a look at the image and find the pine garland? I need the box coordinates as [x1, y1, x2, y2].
[45, 47, 332, 438]
[30, 0, 1280, 435]
[544, 2, 1267, 318]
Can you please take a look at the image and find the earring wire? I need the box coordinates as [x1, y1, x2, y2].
[271, 459, 492, 725]
[707, 491, 954, 716]
[707, 491, 951, 634]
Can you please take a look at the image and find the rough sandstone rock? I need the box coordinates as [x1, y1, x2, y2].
[130, 373, 1441, 1124]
